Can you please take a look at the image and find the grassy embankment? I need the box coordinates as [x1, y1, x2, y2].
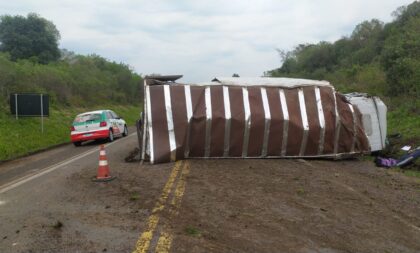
[386, 99, 419, 142]
[0, 105, 141, 161]
[0, 51, 143, 161]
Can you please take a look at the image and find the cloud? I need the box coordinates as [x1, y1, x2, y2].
[0, 0, 414, 82]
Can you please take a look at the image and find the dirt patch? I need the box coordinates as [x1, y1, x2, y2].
[167, 159, 420, 253]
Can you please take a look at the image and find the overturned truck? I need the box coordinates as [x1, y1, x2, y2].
[140, 76, 385, 164]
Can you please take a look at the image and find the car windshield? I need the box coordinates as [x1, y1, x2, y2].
[74, 113, 101, 123]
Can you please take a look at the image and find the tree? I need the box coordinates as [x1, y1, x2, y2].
[381, 1, 420, 96]
[0, 13, 60, 63]
[347, 19, 385, 65]
[351, 19, 384, 46]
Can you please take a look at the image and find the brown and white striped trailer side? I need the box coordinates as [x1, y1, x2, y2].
[141, 78, 370, 164]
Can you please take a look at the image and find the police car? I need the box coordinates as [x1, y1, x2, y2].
[70, 110, 128, 146]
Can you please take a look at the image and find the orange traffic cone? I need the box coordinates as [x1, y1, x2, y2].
[92, 145, 116, 182]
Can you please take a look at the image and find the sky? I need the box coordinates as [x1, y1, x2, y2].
[0, 0, 414, 82]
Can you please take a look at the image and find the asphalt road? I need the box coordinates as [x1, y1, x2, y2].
[0, 126, 141, 252]
[0, 126, 138, 191]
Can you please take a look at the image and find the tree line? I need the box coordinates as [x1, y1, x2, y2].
[266, 1, 420, 99]
[0, 13, 143, 111]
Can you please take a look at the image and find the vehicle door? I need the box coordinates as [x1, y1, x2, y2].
[111, 111, 124, 134]
[106, 111, 118, 134]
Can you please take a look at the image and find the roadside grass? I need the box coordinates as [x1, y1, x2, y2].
[0, 105, 141, 161]
[385, 96, 419, 143]
[296, 187, 305, 195]
[388, 109, 419, 141]
[185, 226, 201, 237]
[389, 168, 420, 184]
[129, 193, 140, 201]
[401, 169, 420, 179]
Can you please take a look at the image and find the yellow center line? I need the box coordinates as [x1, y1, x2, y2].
[155, 161, 191, 253]
[133, 161, 183, 253]
[171, 161, 190, 212]
[155, 232, 173, 253]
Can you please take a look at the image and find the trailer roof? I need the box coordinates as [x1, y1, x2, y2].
[209, 77, 332, 88]
[145, 75, 333, 88]
[145, 75, 183, 82]
[145, 75, 183, 85]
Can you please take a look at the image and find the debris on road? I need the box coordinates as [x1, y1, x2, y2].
[125, 147, 141, 162]
[52, 221, 63, 229]
[375, 146, 420, 168]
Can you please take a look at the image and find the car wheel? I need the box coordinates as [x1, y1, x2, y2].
[73, 141, 82, 147]
[108, 129, 114, 142]
[123, 125, 128, 137]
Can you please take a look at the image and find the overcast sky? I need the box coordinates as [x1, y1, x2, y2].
[0, 0, 414, 82]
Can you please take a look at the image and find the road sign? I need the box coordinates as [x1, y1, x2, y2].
[9, 93, 49, 133]
[10, 93, 49, 117]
